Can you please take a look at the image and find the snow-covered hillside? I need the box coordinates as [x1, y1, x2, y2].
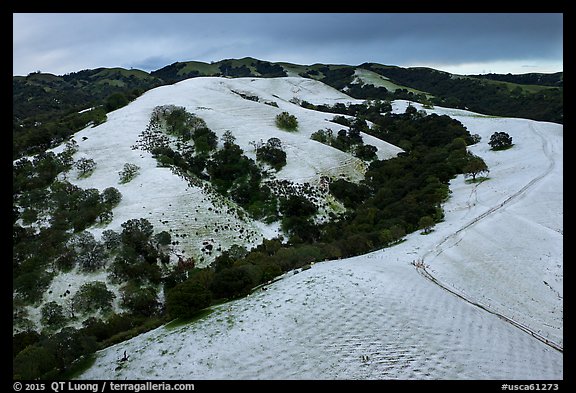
[56, 76, 401, 258]
[78, 101, 563, 380]
[396, 102, 563, 349]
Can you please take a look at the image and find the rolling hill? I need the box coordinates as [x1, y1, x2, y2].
[13, 58, 562, 160]
[13, 64, 563, 381]
[14, 76, 402, 337]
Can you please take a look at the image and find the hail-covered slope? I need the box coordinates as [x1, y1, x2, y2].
[78, 102, 562, 380]
[394, 101, 563, 348]
[59, 76, 402, 262]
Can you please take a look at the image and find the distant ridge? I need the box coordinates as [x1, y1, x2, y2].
[13, 57, 562, 160]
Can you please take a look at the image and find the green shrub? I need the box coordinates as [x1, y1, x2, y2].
[275, 111, 298, 131]
[118, 163, 140, 184]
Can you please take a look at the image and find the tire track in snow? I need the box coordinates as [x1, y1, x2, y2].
[426, 123, 555, 260]
[414, 121, 562, 353]
[413, 261, 562, 353]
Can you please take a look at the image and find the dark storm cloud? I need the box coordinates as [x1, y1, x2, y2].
[13, 13, 563, 76]
[252, 13, 563, 64]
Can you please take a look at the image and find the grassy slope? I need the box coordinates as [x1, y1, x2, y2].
[351, 68, 431, 96]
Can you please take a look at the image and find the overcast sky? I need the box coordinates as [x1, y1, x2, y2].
[13, 13, 563, 77]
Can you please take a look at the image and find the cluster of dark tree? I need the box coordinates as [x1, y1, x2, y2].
[304, 100, 444, 162]
[253, 60, 287, 78]
[13, 212, 176, 379]
[141, 107, 284, 223]
[13, 146, 121, 233]
[317, 66, 356, 89]
[311, 118, 378, 161]
[347, 82, 432, 104]
[469, 72, 563, 87]
[205, 132, 270, 211]
[231, 89, 260, 102]
[358, 63, 563, 124]
[219, 61, 252, 77]
[13, 69, 162, 159]
[155, 105, 213, 143]
[315, 107, 476, 245]
[150, 62, 202, 83]
[12, 139, 187, 379]
[151, 58, 287, 84]
[298, 68, 320, 77]
[216, 59, 288, 78]
[301, 65, 428, 104]
[301, 99, 392, 117]
[13, 106, 106, 161]
[12, 154, 122, 303]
